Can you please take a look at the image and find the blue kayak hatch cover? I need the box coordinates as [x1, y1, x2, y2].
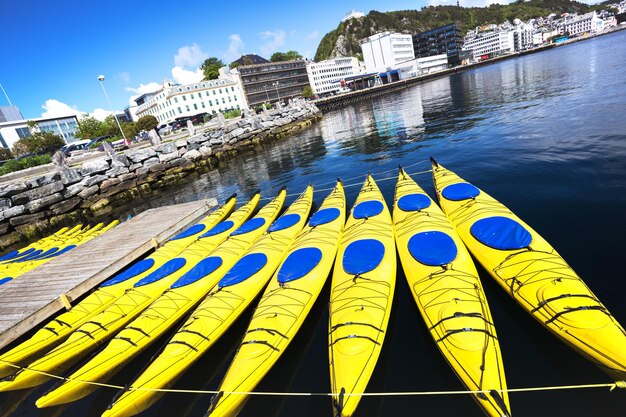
[171, 256, 223, 289]
[309, 207, 341, 227]
[353, 200, 384, 219]
[201, 220, 235, 238]
[219, 253, 268, 287]
[408, 231, 457, 266]
[343, 239, 385, 275]
[442, 183, 481, 201]
[0, 277, 12, 286]
[268, 213, 301, 233]
[231, 218, 266, 236]
[398, 193, 431, 212]
[101, 258, 156, 287]
[134, 257, 187, 287]
[470, 216, 533, 250]
[278, 247, 323, 284]
[170, 224, 206, 240]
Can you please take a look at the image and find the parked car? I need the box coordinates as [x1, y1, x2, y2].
[60, 139, 91, 157]
[172, 117, 192, 130]
[191, 112, 209, 125]
[86, 135, 114, 149]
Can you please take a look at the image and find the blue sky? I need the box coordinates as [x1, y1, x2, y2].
[0, 0, 597, 120]
[0, 0, 425, 119]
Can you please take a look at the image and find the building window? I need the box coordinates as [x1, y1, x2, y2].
[231, 87, 235, 92]
[191, 93, 195, 99]
[178, 107, 182, 114]
[213, 91, 216, 95]
[201, 102, 206, 108]
[222, 98, 225, 104]
[16, 127, 31, 139]
[209, 100, 213, 106]
[193, 103, 198, 110]
[186, 105, 190, 112]
[174, 97, 178, 103]
[183, 95, 187, 101]
[206, 91, 210, 97]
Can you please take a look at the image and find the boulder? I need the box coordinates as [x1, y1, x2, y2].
[80, 158, 110, 176]
[0, 182, 28, 198]
[142, 157, 159, 168]
[199, 146, 213, 157]
[126, 148, 156, 163]
[183, 149, 202, 160]
[128, 163, 142, 171]
[64, 183, 84, 198]
[60, 168, 83, 185]
[78, 185, 99, 199]
[119, 172, 138, 182]
[81, 174, 108, 187]
[157, 142, 178, 154]
[25, 193, 63, 213]
[11, 181, 64, 205]
[100, 178, 122, 190]
[50, 197, 82, 215]
[0, 198, 11, 210]
[175, 139, 188, 148]
[10, 212, 48, 227]
[158, 151, 180, 164]
[149, 163, 168, 173]
[105, 166, 130, 177]
[0, 205, 25, 222]
[231, 127, 244, 137]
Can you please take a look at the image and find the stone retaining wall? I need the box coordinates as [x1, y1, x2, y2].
[0, 101, 321, 249]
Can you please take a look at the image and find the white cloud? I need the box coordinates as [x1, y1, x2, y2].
[118, 72, 130, 84]
[260, 30, 286, 56]
[171, 66, 204, 84]
[41, 99, 84, 118]
[125, 82, 162, 96]
[91, 108, 115, 121]
[306, 31, 319, 41]
[224, 34, 244, 62]
[174, 43, 208, 68]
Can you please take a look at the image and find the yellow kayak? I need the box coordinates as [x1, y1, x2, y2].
[35, 189, 285, 407]
[329, 174, 396, 417]
[206, 182, 346, 417]
[0, 193, 260, 392]
[393, 168, 510, 417]
[0, 196, 236, 379]
[0, 225, 77, 264]
[0, 221, 118, 283]
[103, 186, 314, 417]
[431, 159, 626, 378]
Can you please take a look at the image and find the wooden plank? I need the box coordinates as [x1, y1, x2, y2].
[0, 198, 216, 349]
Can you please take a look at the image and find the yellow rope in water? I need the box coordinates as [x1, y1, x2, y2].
[2, 360, 625, 397]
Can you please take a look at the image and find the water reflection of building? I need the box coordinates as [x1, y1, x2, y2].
[319, 104, 376, 146]
[372, 86, 425, 141]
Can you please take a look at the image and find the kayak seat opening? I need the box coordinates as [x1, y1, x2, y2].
[219, 253, 268, 287]
[170, 224, 206, 240]
[171, 256, 223, 289]
[343, 239, 385, 275]
[230, 218, 266, 236]
[353, 201, 383, 219]
[268, 213, 301, 232]
[470, 216, 533, 250]
[101, 258, 156, 287]
[277, 247, 323, 284]
[309, 207, 341, 227]
[442, 183, 480, 201]
[408, 231, 458, 266]
[201, 220, 235, 238]
[398, 193, 431, 211]
[134, 257, 187, 287]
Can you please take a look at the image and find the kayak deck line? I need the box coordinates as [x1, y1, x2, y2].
[0, 199, 217, 351]
[1, 358, 624, 397]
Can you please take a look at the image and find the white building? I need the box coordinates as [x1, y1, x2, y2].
[306, 57, 363, 96]
[361, 32, 415, 74]
[462, 30, 515, 60]
[560, 11, 604, 36]
[135, 75, 248, 125]
[342, 10, 365, 22]
[513, 20, 536, 50]
[394, 54, 449, 80]
[0, 115, 80, 149]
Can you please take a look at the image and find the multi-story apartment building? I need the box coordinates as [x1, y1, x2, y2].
[236, 60, 310, 107]
[560, 11, 604, 36]
[306, 57, 363, 96]
[134, 77, 247, 124]
[413, 23, 463, 66]
[462, 30, 515, 60]
[361, 32, 415, 73]
[0, 115, 79, 149]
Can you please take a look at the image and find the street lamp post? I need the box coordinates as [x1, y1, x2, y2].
[272, 82, 280, 102]
[97, 75, 129, 146]
[264, 85, 270, 102]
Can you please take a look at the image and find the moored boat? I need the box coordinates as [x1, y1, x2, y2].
[35, 189, 286, 407]
[205, 181, 345, 417]
[431, 159, 626, 379]
[329, 174, 396, 417]
[393, 167, 510, 417]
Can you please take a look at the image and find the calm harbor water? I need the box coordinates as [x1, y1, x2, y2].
[3, 30, 626, 417]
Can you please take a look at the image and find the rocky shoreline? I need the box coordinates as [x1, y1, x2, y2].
[0, 99, 321, 249]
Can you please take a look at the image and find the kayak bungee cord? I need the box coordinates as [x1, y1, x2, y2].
[0, 360, 624, 397]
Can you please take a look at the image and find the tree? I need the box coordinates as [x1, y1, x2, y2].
[201, 57, 224, 80]
[12, 131, 65, 157]
[75, 116, 107, 139]
[229, 61, 241, 69]
[0, 147, 13, 161]
[301, 85, 314, 99]
[136, 115, 159, 132]
[270, 51, 303, 62]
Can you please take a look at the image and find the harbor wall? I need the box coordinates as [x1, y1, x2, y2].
[0, 101, 321, 249]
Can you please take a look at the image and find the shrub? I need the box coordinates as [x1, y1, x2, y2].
[0, 154, 52, 176]
[223, 109, 241, 119]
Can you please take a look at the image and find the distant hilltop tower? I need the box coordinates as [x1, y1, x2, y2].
[342, 10, 365, 23]
[457, 0, 460, 7]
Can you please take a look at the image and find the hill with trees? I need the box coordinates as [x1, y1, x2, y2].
[314, 0, 600, 61]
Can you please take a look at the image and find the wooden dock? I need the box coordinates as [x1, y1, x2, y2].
[0, 198, 217, 350]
